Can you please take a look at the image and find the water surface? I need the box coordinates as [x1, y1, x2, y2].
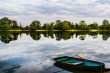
[0, 31, 110, 73]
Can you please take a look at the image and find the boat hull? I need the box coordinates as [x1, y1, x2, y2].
[53, 56, 105, 71]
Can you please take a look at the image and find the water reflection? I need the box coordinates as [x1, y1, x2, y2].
[0, 31, 20, 43]
[54, 62, 102, 73]
[0, 31, 110, 43]
[0, 31, 110, 73]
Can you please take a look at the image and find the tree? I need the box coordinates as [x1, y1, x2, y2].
[30, 20, 41, 29]
[61, 21, 70, 30]
[71, 22, 75, 29]
[106, 24, 110, 30]
[0, 17, 19, 29]
[31, 26, 38, 31]
[19, 22, 23, 28]
[10, 20, 19, 28]
[0, 24, 10, 30]
[102, 20, 109, 25]
[49, 22, 54, 30]
[43, 23, 50, 30]
[0, 17, 13, 26]
[75, 23, 79, 29]
[79, 20, 87, 30]
[55, 20, 62, 30]
[99, 25, 107, 30]
[66, 21, 72, 29]
[90, 22, 98, 29]
[79, 20, 86, 25]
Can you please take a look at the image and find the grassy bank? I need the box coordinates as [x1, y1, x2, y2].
[1, 30, 110, 31]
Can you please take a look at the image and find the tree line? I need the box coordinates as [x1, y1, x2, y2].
[0, 17, 110, 30]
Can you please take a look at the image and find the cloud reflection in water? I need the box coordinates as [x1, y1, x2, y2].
[0, 33, 110, 73]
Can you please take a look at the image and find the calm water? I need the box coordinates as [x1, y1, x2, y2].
[0, 31, 110, 73]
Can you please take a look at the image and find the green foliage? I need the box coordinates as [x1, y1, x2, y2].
[30, 20, 41, 29]
[99, 25, 107, 30]
[1, 17, 110, 31]
[75, 23, 79, 29]
[43, 23, 50, 30]
[31, 26, 38, 31]
[78, 21, 87, 30]
[79, 20, 86, 25]
[61, 21, 70, 30]
[89, 22, 98, 29]
[23, 26, 30, 30]
[71, 22, 75, 29]
[10, 20, 19, 28]
[0, 17, 11, 25]
[49, 22, 54, 30]
[0, 24, 10, 30]
[102, 19, 109, 25]
[55, 20, 62, 30]
[0, 17, 19, 28]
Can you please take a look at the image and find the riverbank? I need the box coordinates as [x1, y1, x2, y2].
[0, 30, 110, 31]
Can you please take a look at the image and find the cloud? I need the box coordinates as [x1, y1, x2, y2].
[0, 0, 110, 26]
[96, 0, 110, 4]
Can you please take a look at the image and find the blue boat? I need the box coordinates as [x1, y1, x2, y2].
[53, 56, 105, 71]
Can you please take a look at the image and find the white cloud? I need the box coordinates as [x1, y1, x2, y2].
[0, 0, 110, 26]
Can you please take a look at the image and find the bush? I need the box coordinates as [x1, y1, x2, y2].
[31, 26, 38, 31]
[0, 24, 10, 30]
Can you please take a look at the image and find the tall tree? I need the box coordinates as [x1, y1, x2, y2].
[30, 20, 41, 29]
[43, 23, 50, 30]
[61, 21, 70, 30]
[102, 19, 109, 25]
[79, 20, 86, 25]
[75, 23, 79, 29]
[10, 20, 19, 28]
[90, 22, 98, 29]
[55, 20, 62, 30]
[79, 20, 87, 30]
[49, 22, 54, 30]
[0, 17, 11, 25]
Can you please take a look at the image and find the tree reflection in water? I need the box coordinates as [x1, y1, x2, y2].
[0, 31, 20, 43]
[0, 31, 110, 43]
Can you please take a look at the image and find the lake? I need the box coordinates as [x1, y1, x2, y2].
[0, 31, 110, 73]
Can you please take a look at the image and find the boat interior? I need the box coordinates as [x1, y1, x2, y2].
[56, 57, 103, 66]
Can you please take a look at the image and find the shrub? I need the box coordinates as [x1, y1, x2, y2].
[31, 26, 38, 31]
[0, 24, 10, 30]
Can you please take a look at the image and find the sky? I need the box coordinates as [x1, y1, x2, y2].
[0, 0, 110, 26]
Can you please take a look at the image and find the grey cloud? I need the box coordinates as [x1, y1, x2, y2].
[0, 9, 19, 16]
[0, 0, 110, 18]
[21, 1, 110, 17]
[96, 0, 110, 4]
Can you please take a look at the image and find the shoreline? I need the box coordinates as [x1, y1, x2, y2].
[0, 30, 110, 31]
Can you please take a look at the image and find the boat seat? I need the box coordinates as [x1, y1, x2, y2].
[72, 62, 84, 65]
[62, 61, 84, 65]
